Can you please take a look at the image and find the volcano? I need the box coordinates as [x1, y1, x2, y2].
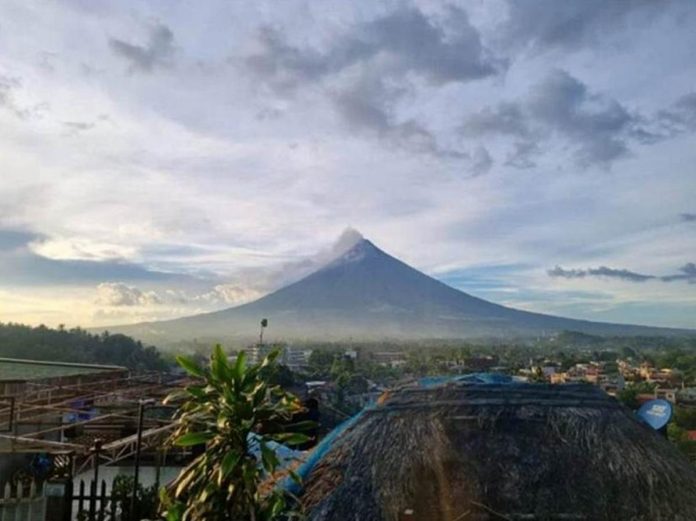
[106, 238, 691, 343]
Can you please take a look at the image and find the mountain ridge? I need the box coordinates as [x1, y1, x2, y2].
[101, 238, 694, 344]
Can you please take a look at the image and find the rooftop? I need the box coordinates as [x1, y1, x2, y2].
[0, 357, 126, 382]
[300, 380, 696, 520]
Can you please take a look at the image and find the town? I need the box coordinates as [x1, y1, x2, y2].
[235, 333, 696, 462]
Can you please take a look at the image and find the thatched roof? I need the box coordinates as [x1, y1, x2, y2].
[300, 382, 696, 521]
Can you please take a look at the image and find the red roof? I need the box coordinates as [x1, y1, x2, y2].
[636, 394, 655, 405]
[687, 431, 696, 442]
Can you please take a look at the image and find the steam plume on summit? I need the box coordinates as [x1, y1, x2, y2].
[328, 228, 364, 259]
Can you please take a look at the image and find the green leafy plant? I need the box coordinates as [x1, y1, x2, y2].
[111, 475, 159, 520]
[162, 345, 310, 521]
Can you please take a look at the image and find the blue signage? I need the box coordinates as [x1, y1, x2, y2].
[637, 399, 673, 430]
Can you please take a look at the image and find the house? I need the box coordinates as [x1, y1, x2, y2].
[677, 388, 696, 406]
[655, 387, 679, 404]
[297, 381, 696, 520]
[370, 351, 407, 367]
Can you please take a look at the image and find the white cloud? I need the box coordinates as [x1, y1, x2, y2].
[0, 0, 694, 328]
[196, 285, 264, 306]
[30, 237, 137, 262]
[95, 282, 162, 307]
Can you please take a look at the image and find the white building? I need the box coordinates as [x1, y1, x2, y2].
[246, 343, 312, 370]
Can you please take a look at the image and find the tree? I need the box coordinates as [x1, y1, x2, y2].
[0, 322, 166, 371]
[162, 345, 310, 521]
[674, 406, 696, 430]
[111, 475, 159, 521]
[616, 382, 656, 410]
[308, 349, 335, 376]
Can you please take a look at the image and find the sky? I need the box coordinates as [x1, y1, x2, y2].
[0, 0, 695, 330]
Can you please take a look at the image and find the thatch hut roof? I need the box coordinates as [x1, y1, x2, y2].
[300, 381, 696, 521]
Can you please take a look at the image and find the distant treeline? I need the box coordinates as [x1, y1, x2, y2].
[0, 322, 167, 372]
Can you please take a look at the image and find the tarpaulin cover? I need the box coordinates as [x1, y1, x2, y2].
[418, 372, 514, 388]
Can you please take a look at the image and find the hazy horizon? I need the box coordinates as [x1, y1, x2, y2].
[1, 1, 695, 330]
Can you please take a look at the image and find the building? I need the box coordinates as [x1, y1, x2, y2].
[655, 387, 679, 404]
[465, 355, 498, 371]
[283, 346, 312, 371]
[246, 343, 312, 370]
[0, 358, 128, 481]
[0, 357, 128, 398]
[297, 382, 696, 520]
[677, 388, 696, 406]
[370, 351, 407, 367]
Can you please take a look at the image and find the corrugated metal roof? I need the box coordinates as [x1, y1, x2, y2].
[0, 357, 126, 381]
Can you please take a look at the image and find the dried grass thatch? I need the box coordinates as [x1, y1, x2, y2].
[302, 382, 696, 521]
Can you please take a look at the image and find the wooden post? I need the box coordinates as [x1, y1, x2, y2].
[27, 480, 36, 520]
[62, 479, 73, 521]
[154, 449, 161, 492]
[89, 439, 102, 520]
[1, 482, 12, 521]
[99, 480, 107, 521]
[77, 480, 85, 519]
[109, 478, 117, 520]
[130, 399, 153, 521]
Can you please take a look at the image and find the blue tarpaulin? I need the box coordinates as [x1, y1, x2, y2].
[280, 406, 370, 495]
[419, 372, 514, 387]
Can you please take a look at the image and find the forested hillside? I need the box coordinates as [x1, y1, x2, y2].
[0, 323, 167, 371]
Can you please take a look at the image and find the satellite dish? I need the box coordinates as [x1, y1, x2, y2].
[637, 399, 673, 430]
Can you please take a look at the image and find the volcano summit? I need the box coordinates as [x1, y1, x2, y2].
[105, 237, 692, 343]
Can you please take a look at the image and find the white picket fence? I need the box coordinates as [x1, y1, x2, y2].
[0, 481, 47, 521]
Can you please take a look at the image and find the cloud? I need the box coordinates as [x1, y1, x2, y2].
[461, 103, 530, 138]
[29, 237, 136, 262]
[330, 74, 468, 160]
[62, 121, 96, 134]
[0, 75, 19, 109]
[661, 263, 696, 283]
[244, 6, 501, 160]
[246, 7, 499, 92]
[0, 228, 199, 287]
[0, 74, 49, 120]
[548, 265, 655, 282]
[681, 213, 696, 222]
[470, 146, 493, 176]
[327, 227, 364, 257]
[91, 228, 367, 315]
[550, 263, 696, 284]
[95, 280, 263, 313]
[530, 70, 642, 166]
[461, 69, 660, 168]
[656, 93, 696, 137]
[194, 284, 264, 306]
[238, 227, 367, 291]
[1, 1, 696, 329]
[95, 282, 162, 306]
[109, 23, 175, 73]
[501, 0, 675, 51]
[505, 141, 539, 169]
